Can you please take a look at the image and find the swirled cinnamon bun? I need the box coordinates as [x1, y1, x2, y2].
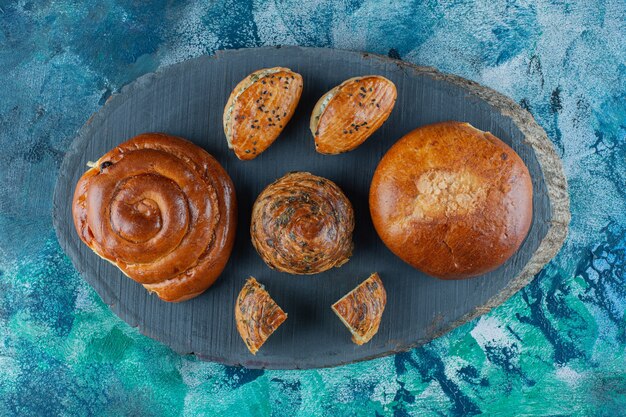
[72, 133, 237, 302]
[250, 172, 354, 275]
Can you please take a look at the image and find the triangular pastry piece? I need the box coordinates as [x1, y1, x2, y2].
[235, 277, 287, 354]
[332, 272, 387, 345]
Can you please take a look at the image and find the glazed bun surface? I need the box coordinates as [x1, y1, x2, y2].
[370, 121, 533, 279]
[72, 133, 237, 302]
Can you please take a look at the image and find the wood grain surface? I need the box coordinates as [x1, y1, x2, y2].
[52, 47, 569, 369]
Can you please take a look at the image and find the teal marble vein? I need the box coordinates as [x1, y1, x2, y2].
[0, 1, 625, 416]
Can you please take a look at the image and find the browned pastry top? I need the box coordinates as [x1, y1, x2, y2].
[370, 121, 533, 279]
[225, 68, 303, 160]
[235, 277, 287, 355]
[332, 272, 387, 345]
[72, 133, 237, 302]
[312, 76, 396, 154]
[250, 172, 354, 275]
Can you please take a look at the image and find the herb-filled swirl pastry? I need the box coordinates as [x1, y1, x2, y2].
[250, 172, 354, 275]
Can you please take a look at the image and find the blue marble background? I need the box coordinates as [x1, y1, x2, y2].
[1, 1, 625, 416]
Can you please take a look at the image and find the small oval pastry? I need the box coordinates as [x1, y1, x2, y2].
[370, 121, 533, 279]
[235, 277, 288, 355]
[72, 133, 237, 302]
[224, 67, 303, 160]
[332, 272, 387, 345]
[310, 75, 397, 154]
[251, 172, 354, 275]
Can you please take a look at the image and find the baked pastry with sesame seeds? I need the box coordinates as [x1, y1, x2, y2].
[310, 76, 396, 154]
[224, 67, 303, 160]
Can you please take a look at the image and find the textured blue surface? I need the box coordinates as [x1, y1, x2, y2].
[1, 1, 625, 416]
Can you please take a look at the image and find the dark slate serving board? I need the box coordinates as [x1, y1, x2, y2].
[53, 47, 569, 369]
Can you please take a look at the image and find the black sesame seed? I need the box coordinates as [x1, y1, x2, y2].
[360, 87, 367, 93]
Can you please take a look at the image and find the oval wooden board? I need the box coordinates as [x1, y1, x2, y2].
[53, 47, 569, 369]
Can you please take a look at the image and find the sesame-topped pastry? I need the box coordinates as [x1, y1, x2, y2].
[250, 172, 354, 275]
[332, 273, 387, 345]
[235, 277, 287, 355]
[310, 76, 397, 154]
[224, 67, 303, 160]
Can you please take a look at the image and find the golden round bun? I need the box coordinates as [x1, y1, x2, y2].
[72, 133, 237, 302]
[369, 121, 533, 279]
